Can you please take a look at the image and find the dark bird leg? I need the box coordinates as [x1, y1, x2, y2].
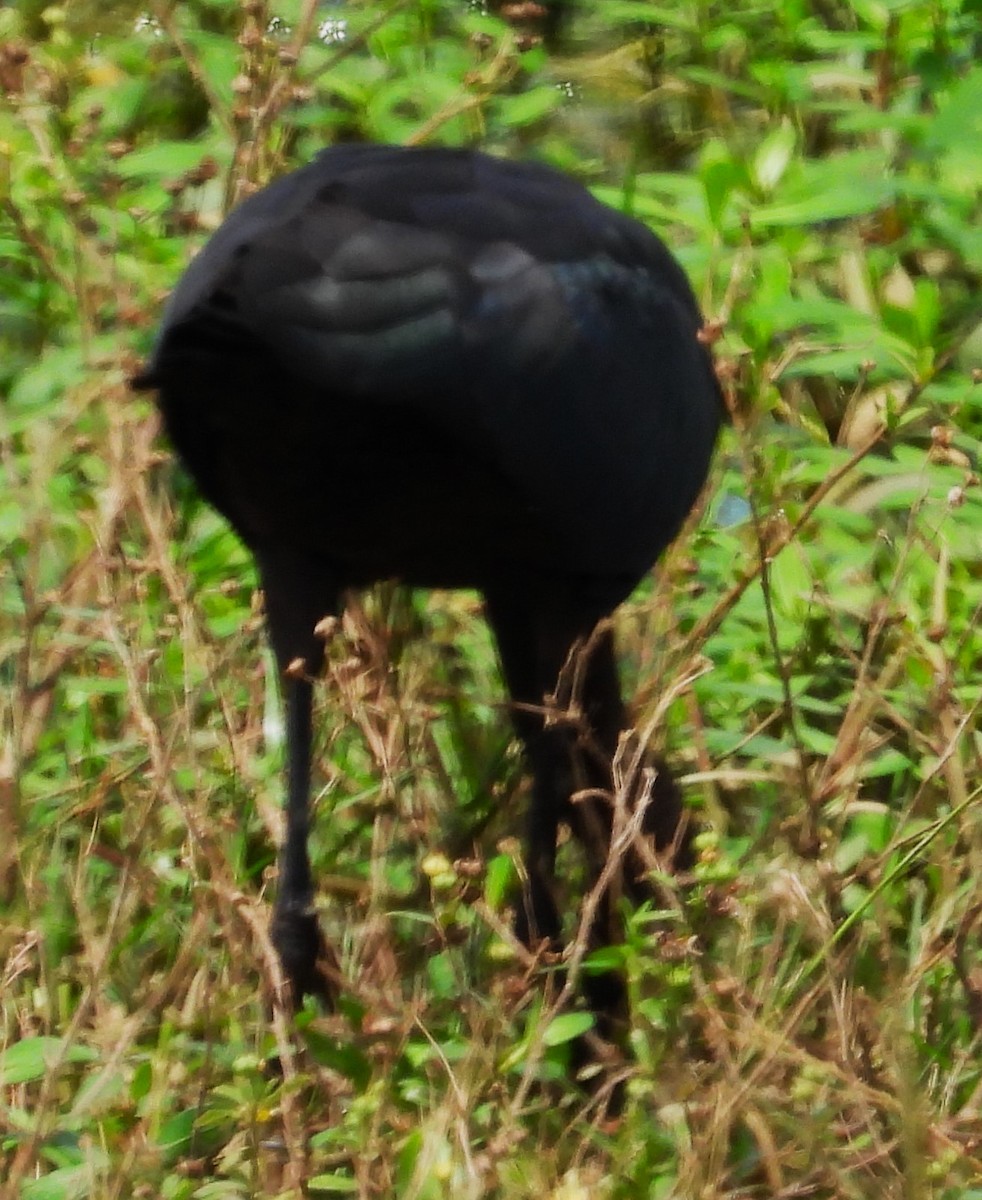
[485, 589, 689, 1038]
[484, 588, 574, 954]
[258, 553, 338, 1008]
[484, 590, 623, 1034]
[563, 627, 692, 896]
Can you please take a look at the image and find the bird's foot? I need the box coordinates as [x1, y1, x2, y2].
[271, 900, 339, 1010]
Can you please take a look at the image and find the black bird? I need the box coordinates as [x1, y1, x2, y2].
[134, 144, 721, 1027]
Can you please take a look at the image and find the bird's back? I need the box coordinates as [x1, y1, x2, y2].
[143, 145, 721, 601]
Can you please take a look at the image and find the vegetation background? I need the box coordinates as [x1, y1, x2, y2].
[2, 0, 981, 1196]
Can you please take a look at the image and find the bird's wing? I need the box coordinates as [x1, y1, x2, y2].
[148, 146, 703, 396]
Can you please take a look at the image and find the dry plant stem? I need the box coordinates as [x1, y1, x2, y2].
[129, 450, 265, 805]
[926, 540, 970, 816]
[814, 631, 909, 805]
[951, 903, 982, 1033]
[802, 784, 982, 987]
[688, 952, 905, 1117]
[720, 973, 900, 1115]
[4, 385, 141, 898]
[814, 453, 970, 827]
[504, 783, 659, 1122]
[472, 897, 543, 975]
[407, 37, 521, 145]
[304, 1, 414, 85]
[130, 408, 299, 858]
[250, 0, 320, 141]
[221, 889, 308, 1190]
[633, 656, 714, 758]
[485, 643, 704, 1121]
[407, 1018, 487, 1198]
[46, 913, 213, 1156]
[0, 853, 138, 1200]
[714, 240, 754, 327]
[0, 198, 73, 296]
[6, 98, 89, 278]
[414, 1017, 471, 1114]
[683, 425, 885, 654]
[728, 398, 817, 844]
[98, 571, 248, 996]
[12, 547, 111, 757]
[99, 600, 202, 847]
[707, 706, 784, 769]
[151, 2, 235, 137]
[228, 3, 415, 203]
[742, 1107, 784, 1193]
[15, 76, 143, 341]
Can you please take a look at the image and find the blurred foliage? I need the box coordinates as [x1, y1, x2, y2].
[1, 0, 981, 1197]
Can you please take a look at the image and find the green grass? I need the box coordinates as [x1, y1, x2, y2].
[2, 0, 981, 1196]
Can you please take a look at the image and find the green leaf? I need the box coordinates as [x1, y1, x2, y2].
[753, 118, 796, 192]
[0, 1037, 98, 1086]
[583, 945, 625, 973]
[750, 180, 894, 227]
[113, 142, 214, 182]
[542, 1011, 594, 1047]
[484, 853, 516, 911]
[699, 140, 743, 227]
[156, 1108, 195, 1156]
[749, 150, 896, 228]
[426, 950, 457, 999]
[130, 1060, 152, 1102]
[308, 1175, 360, 1194]
[497, 85, 562, 129]
[21, 1166, 92, 1200]
[301, 1029, 372, 1091]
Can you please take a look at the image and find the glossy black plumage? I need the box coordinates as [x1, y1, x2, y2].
[137, 144, 721, 1028]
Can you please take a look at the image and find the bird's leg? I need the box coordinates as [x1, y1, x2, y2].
[564, 625, 690, 883]
[549, 621, 632, 1030]
[563, 622, 693, 908]
[270, 671, 339, 1006]
[484, 590, 568, 954]
[486, 592, 690, 1040]
[485, 591, 629, 1032]
[259, 556, 337, 1008]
